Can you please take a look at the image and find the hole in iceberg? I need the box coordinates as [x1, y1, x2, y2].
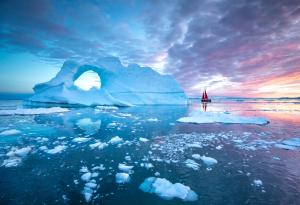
[74, 70, 101, 91]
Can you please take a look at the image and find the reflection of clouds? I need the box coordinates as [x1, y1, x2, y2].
[76, 118, 101, 135]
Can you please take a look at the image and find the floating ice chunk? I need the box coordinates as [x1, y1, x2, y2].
[89, 141, 108, 149]
[76, 118, 101, 135]
[144, 163, 154, 169]
[177, 111, 268, 125]
[80, 166, 89, 173]
[139, 177, 198, 201]
[191, 154, 201, 160]
[95, 105, 119, 110]
[154, 172, 160, 176]
[0, 129, 21, 136]
[125, 156, 131, 161]
[109, 136, 123, 144]
[7, 147, 31, 158]
[92, 164, 105, 171]
[81, 172, 92, 181]
[184, 159, 200, 170]
[118, 163, 134, 173]
[274, 144, 297, 150]
[139, 137, 149, 142]
[147, 118, 158, 122]
[13, 147, 31, 157]
[2, 157, 22, 167]
[115, 173, 131, 183]
[39, 146, 48, 151]
[72, 137, 91, 143]
[200, 156, 218, 166]
[82, 186, 93, 202]
[253, 179, 263, 187]
[278, 138, 300, 150]
[216, 145, 223, 150]
[0, 107, 69, 116]
[187, 143, 202, 148]
[85, 182, 97, 189]
[45, 145, 66, 154]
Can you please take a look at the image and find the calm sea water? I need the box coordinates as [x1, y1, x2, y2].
[0, 98, 300, 205]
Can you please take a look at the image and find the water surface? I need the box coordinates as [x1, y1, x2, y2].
[0, 99, 300, 205]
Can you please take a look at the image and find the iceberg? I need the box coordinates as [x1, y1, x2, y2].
[177, 111, 268, 125]
[30, 57, 187, 106]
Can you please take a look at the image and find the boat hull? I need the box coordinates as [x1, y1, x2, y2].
[201, 99, 211, 103]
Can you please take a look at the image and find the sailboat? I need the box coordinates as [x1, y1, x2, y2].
[201, 88, 211, 102]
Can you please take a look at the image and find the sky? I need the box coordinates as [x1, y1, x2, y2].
[1, 0, 300, 97]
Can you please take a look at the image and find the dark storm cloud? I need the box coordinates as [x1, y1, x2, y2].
[155, 0, 300, 94]
[0, 0, 160, 66]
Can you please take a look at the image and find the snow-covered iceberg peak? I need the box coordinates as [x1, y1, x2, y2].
[30, 58, 187, 106]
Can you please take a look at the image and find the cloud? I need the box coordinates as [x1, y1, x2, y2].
[1, 0, 300, 96]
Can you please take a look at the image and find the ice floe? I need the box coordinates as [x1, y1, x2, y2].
[147, 118, 159, 122]
[7, 147, 31, 157]
[118, 163, 134, 173]
[81, 172, 92, 181]
[72, 137, 91, 143]
[0, 107, 69, 115]
[0, 129, 21, 136]
[79, 167, 99, 202]
[109, 136, 123, 144]
[2, 157, 22, 167]
[184, 159, 200, 170]
[200, 156, 218, 166]
[115, 173, 131, 183]
[89, 141, 108, 150]
[177, 111, 268, 125]
[253, 179, 263, 187]
[44, 145, 67, 154]
[275, 138, 300, 150]
[139, 177, 198, 201]
[191, 154, 201, 160]
[139, 137, 149, 142]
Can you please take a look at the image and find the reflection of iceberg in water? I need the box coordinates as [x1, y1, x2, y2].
[33, 106, 188, 138]
[76, 118, 101, 135]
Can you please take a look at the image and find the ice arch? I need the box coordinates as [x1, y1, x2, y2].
[74, 70, 101, 91]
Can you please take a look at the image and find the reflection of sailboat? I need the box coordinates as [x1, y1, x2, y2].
[202, 102, 207, 111]
[201, 88, 211, 102]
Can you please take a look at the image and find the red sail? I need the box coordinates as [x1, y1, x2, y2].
[202, 91, 205, 99]
[204, 89, 208, 99]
